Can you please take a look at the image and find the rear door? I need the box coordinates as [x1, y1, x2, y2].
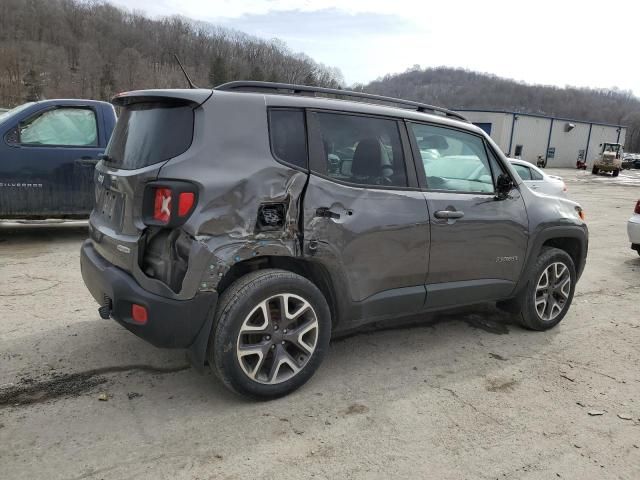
[302, 110, 430, 321]
[407, 122, 529, 308]
[0, 105, 102, 217]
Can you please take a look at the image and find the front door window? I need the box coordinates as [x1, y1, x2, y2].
[19, 108, 98, 147]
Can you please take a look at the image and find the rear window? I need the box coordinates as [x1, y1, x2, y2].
[105, 102, 194, 169]
[269, 109, 308, 169]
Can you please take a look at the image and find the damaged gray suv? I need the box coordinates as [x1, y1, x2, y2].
[81, 82, 588, 398]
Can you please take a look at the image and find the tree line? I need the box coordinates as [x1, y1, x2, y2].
[360, 66, 640, 153]
[2, 0, 638, 152]
[0, 0, 343, 107]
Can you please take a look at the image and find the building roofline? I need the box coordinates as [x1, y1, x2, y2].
[454, 108, 626, 129]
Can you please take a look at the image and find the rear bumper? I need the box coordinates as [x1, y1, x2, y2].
[80, 240, 217, 348]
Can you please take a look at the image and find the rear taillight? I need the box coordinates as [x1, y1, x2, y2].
[635, 200, 640, 215]
[143, 181, 197, 227]
[178, 192, 195, 217]
[153, 188, 172, 223]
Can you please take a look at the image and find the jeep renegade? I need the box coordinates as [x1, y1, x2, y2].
[81, 82, 588, 398]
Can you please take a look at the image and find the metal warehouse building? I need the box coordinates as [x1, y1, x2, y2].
[455, 110, 626, 168]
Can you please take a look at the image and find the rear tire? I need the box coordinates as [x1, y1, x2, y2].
[592, 166, 599, 174]
[612, 169, 620, 177]
[516, 247, 576, 331]
[208, 269, 331, 399]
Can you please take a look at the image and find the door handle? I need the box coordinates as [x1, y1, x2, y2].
[315, 207, 340, 220]
[434, 210, 464, 219]
[75, 157, 99, 165]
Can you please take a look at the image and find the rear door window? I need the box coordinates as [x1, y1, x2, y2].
[105, 101, 194, 169]
[530, 168, 543, 180]
[511, 164, 532, 180]
[19, 107, 97, 147]
[309, 111, 407, 188]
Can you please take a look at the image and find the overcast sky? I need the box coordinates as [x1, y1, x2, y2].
[109, 0, 640, 94]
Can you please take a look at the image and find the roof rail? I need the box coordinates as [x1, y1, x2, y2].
[214, 81, 468, 122]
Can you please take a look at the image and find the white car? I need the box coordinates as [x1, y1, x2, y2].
[509, 159, 567, 198]
[628, 200, 640, 256]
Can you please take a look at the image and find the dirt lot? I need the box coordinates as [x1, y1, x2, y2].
[1, 168, 639, 480]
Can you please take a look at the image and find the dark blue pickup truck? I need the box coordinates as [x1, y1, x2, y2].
[0, 99, 116, 219]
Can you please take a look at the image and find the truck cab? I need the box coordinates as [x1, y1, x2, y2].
[0, 99, 116, 219]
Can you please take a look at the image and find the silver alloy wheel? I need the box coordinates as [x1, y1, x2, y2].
[534, 261, 571, 321]
[236, 293, 319, 384]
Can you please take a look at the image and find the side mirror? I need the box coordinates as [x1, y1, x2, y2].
[5, 126, 19, 145]
[495, 173, 513, 200]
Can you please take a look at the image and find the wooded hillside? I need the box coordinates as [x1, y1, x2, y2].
[2, 0, 639, 151]
[0, 0, 343, 107]
[361, 67, 640, 152]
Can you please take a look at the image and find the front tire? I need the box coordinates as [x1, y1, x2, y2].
[612, 169, 620, 177]
[208, 269, 331, 399]
[517, 247, 576, 331]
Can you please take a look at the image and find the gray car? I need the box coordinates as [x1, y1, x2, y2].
[80, 82, 588, 398]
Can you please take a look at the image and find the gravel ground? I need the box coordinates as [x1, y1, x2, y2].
[1, 168, 639, 480]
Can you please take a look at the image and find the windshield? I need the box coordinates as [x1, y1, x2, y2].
[0, 102, 35, 122]
[104, 101, 194, 170]
[603, 144, 621, 153]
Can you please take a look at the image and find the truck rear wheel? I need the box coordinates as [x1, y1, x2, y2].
[612, 169, 620, 177]
[517, 247, 576, 331]
[208, 269, 331, 399]
[591, 166, 599, 174]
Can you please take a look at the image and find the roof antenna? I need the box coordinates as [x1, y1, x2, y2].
[174, 54, 198, 89]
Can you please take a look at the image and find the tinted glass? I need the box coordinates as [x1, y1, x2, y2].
[105, 102, 193, 169]
[269, 109, 307, 168]
[410, 123, 494, 193]
[530, 168, 543, 180]
[310, 112, 407, 187]
[20, 108, 97, 146]
[511, 164, 532, 180]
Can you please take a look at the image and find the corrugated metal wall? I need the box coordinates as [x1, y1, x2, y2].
[511, 116, 550, 161]
[548, 121, 590, 167]
[462, 112, 512, 152]
[456, 110, 626, 168]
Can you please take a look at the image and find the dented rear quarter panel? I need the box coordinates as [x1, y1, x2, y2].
[156, 91, 307, 296]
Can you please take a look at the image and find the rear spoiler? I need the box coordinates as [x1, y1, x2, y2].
[112, 89, 213, 107]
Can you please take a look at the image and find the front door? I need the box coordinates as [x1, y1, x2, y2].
[303, 110, 430, 322]
[0, 106, 101, 218]
[407, 121, 529, 308]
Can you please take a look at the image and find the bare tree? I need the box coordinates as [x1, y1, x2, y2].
[0, 0, 344, 106]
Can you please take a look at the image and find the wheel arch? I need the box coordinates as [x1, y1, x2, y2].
[541, 237, 583, 274]
[216, 256, 339, 328]
[187, 255, 340, 371]
[514, 225, 588, 296]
